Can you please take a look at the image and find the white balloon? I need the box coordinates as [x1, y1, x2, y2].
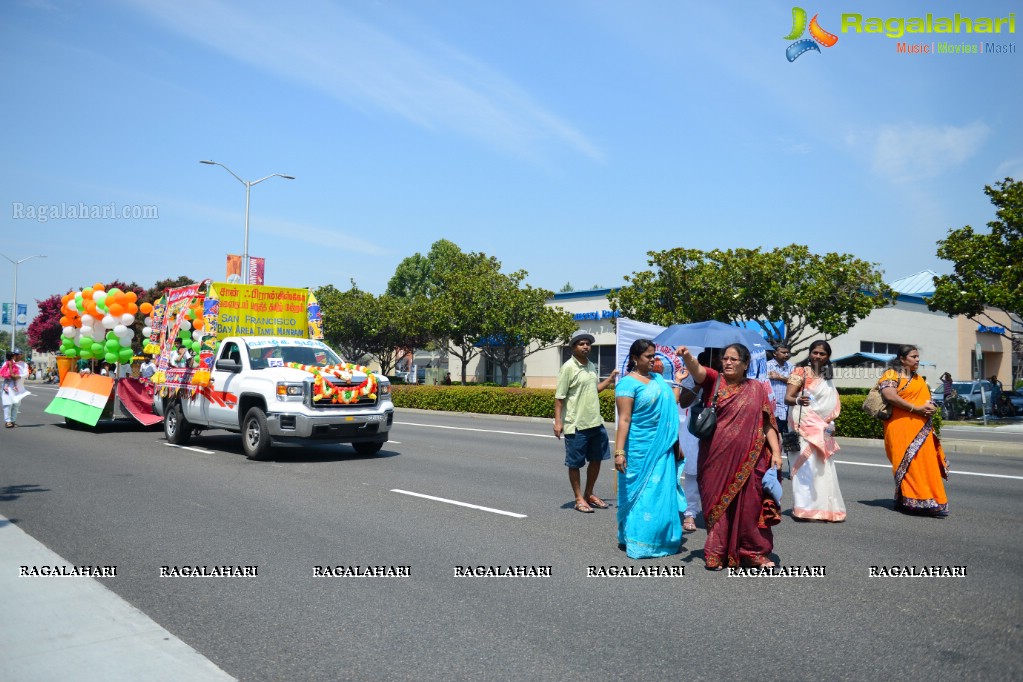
[62, 325, 75, 337]
[113, 324, 128, 336]
[120, 313, 135, 326]
[68, 300, 78, 312]
[180, 320, 192, 331]
[80, 325, 94, 337]
[142, 326, 153, 337]
[103, 314, 116, 328]
[192, 330, 203, 341]
[81, 314, 95, 326]
[144, 317, 153, 327]
[93, 291, 107, 305]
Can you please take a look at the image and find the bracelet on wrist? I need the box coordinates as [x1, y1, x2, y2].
[614, 449, 626, 456]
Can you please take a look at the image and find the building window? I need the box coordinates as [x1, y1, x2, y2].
[860, 341, 906, 355]
[561, 344, 616, 379]
[484, 357, 522, 385]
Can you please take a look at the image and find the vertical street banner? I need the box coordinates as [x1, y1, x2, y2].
[226, 254, 242, 283]
[249, 256, 265, 285]
[2, 303, 28, 326]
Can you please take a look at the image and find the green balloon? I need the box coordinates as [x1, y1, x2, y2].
[64, 348, 78, 357]
[105, 352, 118, 364]
[80, 350, 93, 360]
[191, 341, 202, 353]
[107, 331, 118, 341]
[119, 348, 133, 362]
[92, 342, 103, 354]
[105, 339, 120, 352]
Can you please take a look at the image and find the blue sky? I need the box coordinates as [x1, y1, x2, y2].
[2, 0, 1020, 320]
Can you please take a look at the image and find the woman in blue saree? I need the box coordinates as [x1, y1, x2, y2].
[613, 339, 686, 559]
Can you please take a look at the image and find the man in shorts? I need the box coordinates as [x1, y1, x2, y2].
[554, 331, 618, 513]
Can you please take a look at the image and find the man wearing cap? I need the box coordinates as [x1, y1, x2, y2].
[554, 331, 618, 513]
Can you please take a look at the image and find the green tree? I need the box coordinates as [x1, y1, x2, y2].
[609, 245, 892, 355]
[27, 294, 63, 352]
[433, 252, 503, 384]
[929, 178, 1022, 342]
[315, 283, 433, 375]
[386, 239, 464, 300]
[0, 329, 29, 353]
[478, 277, 577, 386]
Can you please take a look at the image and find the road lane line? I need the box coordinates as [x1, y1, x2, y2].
[834, 459, 1023, 480]
[398, 421, 553, 438]
[164, 443, 217, 455]
[390, 489, 527, 518]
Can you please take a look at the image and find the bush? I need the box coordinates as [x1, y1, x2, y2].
[392, 386, 938, 439]
[836, 386, 870, 396]
[392, 385, 617, 422]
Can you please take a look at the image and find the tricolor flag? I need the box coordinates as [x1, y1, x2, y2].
[45, 372, 114, 426]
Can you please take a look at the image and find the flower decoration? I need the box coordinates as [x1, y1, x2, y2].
[286, 362, 377, 404]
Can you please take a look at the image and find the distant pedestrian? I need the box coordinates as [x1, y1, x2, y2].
[554, 331, 618, 513]
[939, 372, 955, 419]
[767, 345, 793, 435]
[2, 350, 28, 428]
[140, 356, 157, 380]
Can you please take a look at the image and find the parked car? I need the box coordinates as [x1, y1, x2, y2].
[997, 389, 1023, 417]
[932, 380, 994, 419]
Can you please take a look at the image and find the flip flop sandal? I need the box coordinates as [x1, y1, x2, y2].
[574, 501, 594, 513]
[683, 517, 697, 532]
[587, 497, 609, 509]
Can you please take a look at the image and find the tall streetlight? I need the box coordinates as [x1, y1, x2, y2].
[200, 160, 295, 284]
[1, 253, 46, 352]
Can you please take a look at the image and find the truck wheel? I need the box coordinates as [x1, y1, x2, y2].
[352, 439, 385, 456]
[242, 407, 273, 460]
[165, 402, 192, 445]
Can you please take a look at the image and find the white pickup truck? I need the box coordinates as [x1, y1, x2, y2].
[154, 336, 393, 460]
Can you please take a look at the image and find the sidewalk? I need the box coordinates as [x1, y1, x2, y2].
[0, 516, 234, 682]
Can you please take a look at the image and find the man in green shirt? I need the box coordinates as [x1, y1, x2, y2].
[554, 331, 618, 512]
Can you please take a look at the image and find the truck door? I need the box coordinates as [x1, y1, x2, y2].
[203, 341, 244, 429]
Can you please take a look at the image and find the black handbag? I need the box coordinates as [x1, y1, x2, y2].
[782, 401, 802, 454]
[688, 376, 721, 440]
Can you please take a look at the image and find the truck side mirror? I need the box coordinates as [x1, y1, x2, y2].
[216, 358, 242, 373]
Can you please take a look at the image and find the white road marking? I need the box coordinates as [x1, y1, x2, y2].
[390, 489, 527, 518]
[398, 421, 553, 438]
[834, 459, 1023, 480]
[399, 422, 1023, 481]
[164, 443, 216, 455]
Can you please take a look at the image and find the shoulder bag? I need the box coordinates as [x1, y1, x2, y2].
[863, 374, 909, 420]
[688, 375, 722, 440]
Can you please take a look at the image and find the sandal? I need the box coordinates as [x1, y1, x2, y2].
[587, 496, 609, 509]
[4, 422, 12, 428]
[574, 500, 594, 513]
[683, 517, 697, 532]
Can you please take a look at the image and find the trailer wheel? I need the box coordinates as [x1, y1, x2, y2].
[242, 407, 272, 460]
[165, 402, 192, 445]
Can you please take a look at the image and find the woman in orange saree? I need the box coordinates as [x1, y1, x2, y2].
[879, 345, 949, 517]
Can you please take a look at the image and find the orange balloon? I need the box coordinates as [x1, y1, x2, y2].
[127, 303, 139, 315]
[62, 293, 74, 304]
[60, 316, 70, 326]
[126, 291, 138, 303]
[93, 283, 105, 291]
[140, 302, 153, 315]
[108, 303, 124, 317]
[192, 318, 204, 330]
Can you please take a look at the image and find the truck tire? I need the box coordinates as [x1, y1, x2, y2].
[242, 407, 273, 460]
[165, 402, 192, 445]
[352, 439, 385, 456]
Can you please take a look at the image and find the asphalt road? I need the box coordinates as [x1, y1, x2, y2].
[3, 388, 1023, 681]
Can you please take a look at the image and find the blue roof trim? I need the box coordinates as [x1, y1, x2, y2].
[551, 288, 616, 301]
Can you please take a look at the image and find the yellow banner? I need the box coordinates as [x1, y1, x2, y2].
[208, 283, 310, 339]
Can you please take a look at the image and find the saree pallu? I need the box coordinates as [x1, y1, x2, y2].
[879, 370, 949, 516]
[616, 374, 683, 559]
[697, 369, 776, 569]
[788, 367, 846, 522]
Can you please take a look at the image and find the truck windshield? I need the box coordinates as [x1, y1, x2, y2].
[247, 343, 344, 370]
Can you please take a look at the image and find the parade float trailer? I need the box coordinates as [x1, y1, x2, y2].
[149, 281, 393, 460]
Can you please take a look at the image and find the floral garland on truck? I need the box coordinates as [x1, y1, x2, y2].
[285, 362, 377, 404]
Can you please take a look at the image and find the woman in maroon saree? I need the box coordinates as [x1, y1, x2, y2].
[678, 343, 783, 570]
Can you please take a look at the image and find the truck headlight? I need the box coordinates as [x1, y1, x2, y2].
[276, 382, 305, 401]
[378, 379, 391, 396]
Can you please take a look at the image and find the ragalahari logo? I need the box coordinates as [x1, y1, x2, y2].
[784, 7, 838, 61]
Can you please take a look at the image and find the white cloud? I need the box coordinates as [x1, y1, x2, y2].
[126, 0, 601, 164]
[849, 121, 990, 182]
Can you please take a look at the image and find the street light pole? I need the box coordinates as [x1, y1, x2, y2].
[1, 253, 46, 351]
[200, 161, 295, 284]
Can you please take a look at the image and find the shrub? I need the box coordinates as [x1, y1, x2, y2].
[834, 395, 941, 438]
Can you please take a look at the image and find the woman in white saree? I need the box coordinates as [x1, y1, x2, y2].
[784, 340, 846, 522]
